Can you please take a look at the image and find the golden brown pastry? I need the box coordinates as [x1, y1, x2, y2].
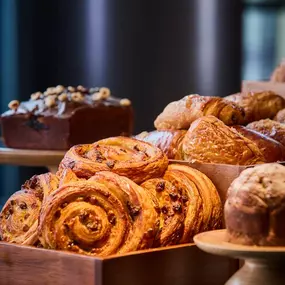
[135, 130, 186, 159]
[224, 91, 285, 124]
[141, 178, 184, 246]
[0, 173, 59, 245]
[270, 59, 285, 82]
[38, 171, 159, 256]
[181, 115, 266, 165]
[58, 136, 168, 184]
[232, 125, 285, 163]
[154, 94, 246, 130]
[225, 163, 285, 246]
[247, 119, 285, 146]
[274, 108, 285, 123]
[163, 164, 222, 243]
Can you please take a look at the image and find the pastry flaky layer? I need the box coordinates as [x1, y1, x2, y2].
[0, 173, 59, 245]
[0, 136, 222, 257]
[58, 136, 168, 184]
[154, 94, 246, 130]
[224, 91, 285, 124]
[225, 163, 285, 246]
[134, 130, 186, 159]
[181, 115, 266, 165]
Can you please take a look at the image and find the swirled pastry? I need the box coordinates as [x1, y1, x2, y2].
[247, 119, 285, 146]
[0, 173, 59, 245]
[163, 164, 222, 243]
[135, 130, 186, 159]
[141, 178, 184, 246]
[38, 171, 160, 256]
[232, 125, 285, 163]
[224, 91, 285, 124]
[154, 94, 245, 130]
[58, 136, 168, 184]
[270, 59, 285, 82]
[181, 116, 266, 165]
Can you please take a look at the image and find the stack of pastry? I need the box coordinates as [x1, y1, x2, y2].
[135, 63, 285, 165]
[0, 137, 222, 257]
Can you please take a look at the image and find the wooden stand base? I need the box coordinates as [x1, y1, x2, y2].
[194, 230, 285, 285]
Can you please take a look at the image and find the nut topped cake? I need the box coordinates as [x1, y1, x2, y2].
[1, 85, 133, 150]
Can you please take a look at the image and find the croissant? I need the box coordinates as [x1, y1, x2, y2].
[247, 119, 285, 146]
[224, 91, 285, 124]
[232, 125, 285, 163]
[141, 178, 185, 246]
[270, 59, 285, 82]
[181, 115, 266, 165]
[58, 136, 168, 184]
[154, 94, 246, 130]
[134, 130, 186, 159]
[0, 173, 59, 245]
[38, 171, 159, 256]
[163, 164, 222, 243]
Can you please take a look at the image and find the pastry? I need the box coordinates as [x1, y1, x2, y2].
[225, 163, 285, 246]
[181, 115, 266, 165]
[225, 91, 285, 124]
[270, 59, 285, 82]
[38, 171, 160, 256]
[163, 164, 222, 243]
[1, 86, 133, 150]
[141, 178, 185, 246]
[274, 108, 285, 123]
[247, 119, 285, 146]
[154, 94, 246, 130]
[58, 136, 168, 184]
[134, 130, 186, 159]
[0, 173, 58, 245]
[232, 125, 285, 162]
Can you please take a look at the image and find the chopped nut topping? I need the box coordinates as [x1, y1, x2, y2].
[30, 92, 42, 100]
[8, 100, 20, 110]
[91, 92, 103, 101]
[58, 93, 68, 102]
[71, 92, 84, 102]
[77, 85, 87, 92]
[67, 86, 76, 92]
[44, 95, 57, 108]
[22, 225, 29, 232]
[55, 85, 65, 94]
[156, 181, 165, 192]
[99, 87, 111, 99]
[120, 98, 131, 106]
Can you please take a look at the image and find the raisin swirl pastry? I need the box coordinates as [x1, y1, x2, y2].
[163, 164, 222, 243]
[141, 178, 185, 246]
[38, 171, 160, 256]
[0, 173, 59, 245]
[58, 136, 168, 184]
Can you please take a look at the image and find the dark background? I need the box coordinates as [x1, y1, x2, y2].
[0, 0, 285, 205]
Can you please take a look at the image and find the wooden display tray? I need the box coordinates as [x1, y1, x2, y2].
[0, 242, 239, 285]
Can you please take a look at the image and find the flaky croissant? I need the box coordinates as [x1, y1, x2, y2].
[39, 171, 160, 256]
[181, 115, 266, 165]
[232, 125, 285, 163]
[224, 91, 285, 124]
[247, 119, 285, 147]
[154, 94, 246, 130]
[135, 130, 186, 159]
[58, 136, 168, 184]
[0, 173, 59, 245]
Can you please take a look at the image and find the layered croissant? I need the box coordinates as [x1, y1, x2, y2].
[0, 136, 222, 257]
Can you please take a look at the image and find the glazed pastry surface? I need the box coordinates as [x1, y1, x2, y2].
[58, 136, 168, 184]
[154, 94, 245, 130]
[181, 116, 265, 165]
[225, 91, 285, 124]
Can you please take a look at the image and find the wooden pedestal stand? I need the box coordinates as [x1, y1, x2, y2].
[194, 229, 285, 285]
[0, 147, 65, 173]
